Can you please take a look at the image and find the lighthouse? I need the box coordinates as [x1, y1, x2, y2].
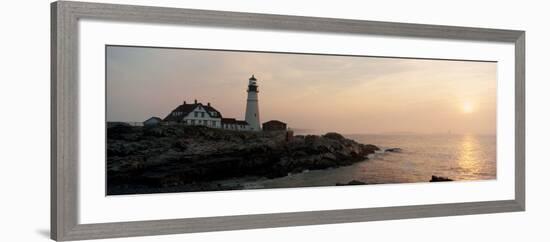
[245, 75, 261, 131]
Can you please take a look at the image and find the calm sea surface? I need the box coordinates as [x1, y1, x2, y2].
[242, 134, 496, 189]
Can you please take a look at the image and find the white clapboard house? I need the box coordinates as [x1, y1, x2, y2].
[163, 100, 251, 131]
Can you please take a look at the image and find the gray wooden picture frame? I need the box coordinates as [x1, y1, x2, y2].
[51, 1, 525, 241]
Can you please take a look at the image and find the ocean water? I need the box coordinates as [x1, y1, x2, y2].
[245, 134, 496, 189]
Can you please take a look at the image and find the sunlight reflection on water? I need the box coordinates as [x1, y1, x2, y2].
[251, 134, 496, 188]
[458, 134, 479, 177]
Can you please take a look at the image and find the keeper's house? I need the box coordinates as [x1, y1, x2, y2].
[163, 100, 223, 128]
[163, 99, 250, 131]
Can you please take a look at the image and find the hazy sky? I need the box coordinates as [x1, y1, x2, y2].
[107, 46, 496, 135]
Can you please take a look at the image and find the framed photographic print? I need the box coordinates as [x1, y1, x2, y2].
[51, 1, 525, 241]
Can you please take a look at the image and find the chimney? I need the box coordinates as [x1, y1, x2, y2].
[207, 102, 211, 107]
[183, 101, 186, 104]
[194, 99, 197, 104]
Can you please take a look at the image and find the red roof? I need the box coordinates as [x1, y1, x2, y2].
[163, 102, 222, 122]
[221, 118, 248, 125]
[262, 120, 286, 125]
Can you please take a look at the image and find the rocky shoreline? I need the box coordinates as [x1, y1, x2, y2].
[107, 124, 380, 195]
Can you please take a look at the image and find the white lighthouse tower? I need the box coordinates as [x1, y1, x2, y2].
[245, 75, 261, 131]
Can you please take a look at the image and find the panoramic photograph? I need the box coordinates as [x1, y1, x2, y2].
[106, 45, 497, 195]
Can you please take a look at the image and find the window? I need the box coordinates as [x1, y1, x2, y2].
[212, 121, 217, 126]
[194, 112, 198, 117]
[191, 120, 195, 125]
[201, 112, 205, 118]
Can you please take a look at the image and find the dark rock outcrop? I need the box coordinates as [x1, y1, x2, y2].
[107, 125, 379, 194]
[336, 180, 367, 186]
[430, 175, 454, 182]
[385, 148, 402, 153]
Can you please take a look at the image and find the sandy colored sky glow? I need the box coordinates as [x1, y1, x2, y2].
[107, 46, 496, 135]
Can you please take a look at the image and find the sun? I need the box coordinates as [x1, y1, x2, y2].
[462, 102, 474, 114]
